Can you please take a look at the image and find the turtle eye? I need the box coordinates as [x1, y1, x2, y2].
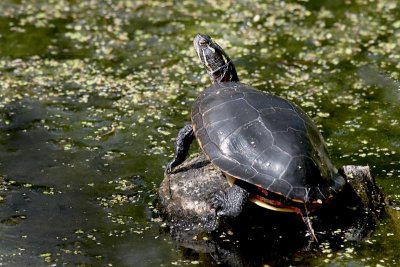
[199, 39, 208, 46]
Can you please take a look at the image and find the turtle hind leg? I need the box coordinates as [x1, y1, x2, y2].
[211, 184, 250, 218]
[165, 124, 194, 174]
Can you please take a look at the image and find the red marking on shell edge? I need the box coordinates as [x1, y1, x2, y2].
[292, 207, 302, 216]
[256, 186, 269, 196]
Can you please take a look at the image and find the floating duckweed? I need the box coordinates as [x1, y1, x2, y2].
[0, 0, 399, 266]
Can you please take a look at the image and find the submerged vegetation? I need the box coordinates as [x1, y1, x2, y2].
[0, 0, 399, 266]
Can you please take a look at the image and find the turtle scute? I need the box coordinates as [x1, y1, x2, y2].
[192, 82, 345, 202]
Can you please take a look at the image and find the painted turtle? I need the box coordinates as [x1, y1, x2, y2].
[165, 34, 346, 240]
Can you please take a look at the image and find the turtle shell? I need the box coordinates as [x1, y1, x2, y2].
[191, 82, 346, 203]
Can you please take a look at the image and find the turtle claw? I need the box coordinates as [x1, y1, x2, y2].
[164, 162, 173, 175]
[209, 185, 249, 218]
[210, 190, 228, 216]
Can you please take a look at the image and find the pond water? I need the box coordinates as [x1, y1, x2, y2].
[0, 0, 399, 266]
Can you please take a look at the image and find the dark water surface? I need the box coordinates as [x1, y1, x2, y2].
[0, 1, 399, 266]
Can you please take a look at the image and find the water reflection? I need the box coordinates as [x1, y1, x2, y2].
[0, 0, 399, 266]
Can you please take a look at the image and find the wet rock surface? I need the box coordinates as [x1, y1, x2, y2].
[159, 155, 227, 232]
[159, 154, 388, 265]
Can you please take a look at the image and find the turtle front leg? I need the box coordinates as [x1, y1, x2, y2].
[165, 124, 195, 174]
[211, 184, 250, 218]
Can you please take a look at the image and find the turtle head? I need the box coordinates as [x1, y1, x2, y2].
[194, 34, 239, 83]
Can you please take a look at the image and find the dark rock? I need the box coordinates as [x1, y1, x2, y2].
[159, 154, 225, 232]
[160, 155, 386, 233]
[338, 165, 387, 240]
[159, 155, 388, 265]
